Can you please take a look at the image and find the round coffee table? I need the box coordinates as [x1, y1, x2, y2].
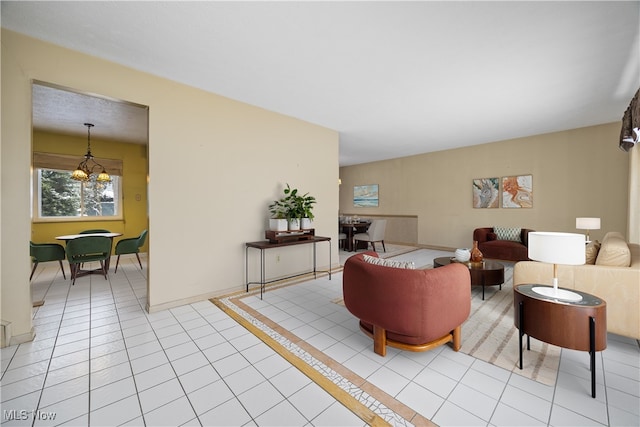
[433, 257, 504, 300]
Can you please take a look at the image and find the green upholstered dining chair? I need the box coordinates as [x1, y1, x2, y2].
[78, 229, 112, 267]
[30, 241, 67, 280]
[65, 236, 112, 285]
[114, 229, 148, 273]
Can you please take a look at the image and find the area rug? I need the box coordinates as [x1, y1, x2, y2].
[333, 255, 561, 386]
[460, 264, 561, 386]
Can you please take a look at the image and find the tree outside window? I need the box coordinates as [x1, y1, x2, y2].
[37, 169, 120, 219]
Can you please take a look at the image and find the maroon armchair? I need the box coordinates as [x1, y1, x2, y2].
[342, 252, 471, 357]
[473, 227, 535, 262]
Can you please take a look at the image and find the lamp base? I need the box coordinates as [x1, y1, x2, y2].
[532, 286, 583, 302]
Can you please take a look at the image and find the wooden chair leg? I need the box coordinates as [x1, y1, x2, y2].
[100, 261, 107, 280]
[58, 260, 66, 279]
[452, 326, 461, 351]
[135, 253, 142, 269]
[115, 255, 121, 273]
[373, 324, 387, 357]
[371, 242, 376, 252]
[71, 264, 77, 286]
[30, 262, 39, 281]
[381, 240, 386, 252]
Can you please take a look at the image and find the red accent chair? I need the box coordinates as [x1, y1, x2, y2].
[342, 252, 471, 357]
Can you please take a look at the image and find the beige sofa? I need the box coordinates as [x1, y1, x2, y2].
[514, 232, 640, 340]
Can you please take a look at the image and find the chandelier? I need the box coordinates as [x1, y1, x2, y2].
[71, 123, 111, 182]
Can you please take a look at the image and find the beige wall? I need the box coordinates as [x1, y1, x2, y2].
[340, 123, 630, 250]
[1, 30, 339, 344]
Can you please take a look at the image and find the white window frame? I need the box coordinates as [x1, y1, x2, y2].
[33, 167, 123, 223]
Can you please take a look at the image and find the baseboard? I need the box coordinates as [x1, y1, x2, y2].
[1, 324, 36, 348]
[146, 286, 243, 313]
[146, 267, 341, 313]
[1, 320, 11, 348]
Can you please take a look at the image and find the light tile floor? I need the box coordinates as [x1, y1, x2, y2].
[2, 250, 639, 426]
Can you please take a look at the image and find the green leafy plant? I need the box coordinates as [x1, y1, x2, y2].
[268, 184, 316, 220]
[299, 193, 316, 220]
[268, 198, 288, 219]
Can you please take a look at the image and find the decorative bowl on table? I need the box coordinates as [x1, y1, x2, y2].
[454, 248, 471, 262]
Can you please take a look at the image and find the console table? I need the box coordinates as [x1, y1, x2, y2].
[514, 284, 607, 398]
[245, 236, 331, 299]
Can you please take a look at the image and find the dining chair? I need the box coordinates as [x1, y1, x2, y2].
[78, 229, 112, 267]
[30, 241, 67, 280]
[338, 232, 347, 249]
[354, 219, 387, 252]
[65, 236, 112, 285]
[114, 229, 148, 273]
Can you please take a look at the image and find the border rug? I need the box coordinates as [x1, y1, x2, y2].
[213, 282, 434, 427]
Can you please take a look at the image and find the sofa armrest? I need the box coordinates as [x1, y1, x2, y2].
[521, 229, 535, 247]
[473, 228, 493, 243]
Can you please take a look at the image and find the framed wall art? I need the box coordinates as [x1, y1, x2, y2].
[472, 177, 499, 208]
[353, 184, 379, 207]
[502, 175, 533, 208]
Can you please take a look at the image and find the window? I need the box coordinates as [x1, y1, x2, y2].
[34, 168, 121, 221]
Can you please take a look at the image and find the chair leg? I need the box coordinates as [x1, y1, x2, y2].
[371, 242, 376, 252]
[115, 255, 121, 273]
[135, 253, 142, 269]
[58, 260, 67, 279]
[452, 326, 461, 351]
[373, 324, 387, 357]
[30, 262, 39, 281]
[70, 264, 77, 286]
[381, 240, 386, 252]
[100, 261, 107, 280]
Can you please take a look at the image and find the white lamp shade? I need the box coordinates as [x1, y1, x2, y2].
[528, 232, 586, 265]
[576, 217, 601, 230]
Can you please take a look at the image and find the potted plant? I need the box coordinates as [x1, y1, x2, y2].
[283, 184, 303, 230]
[299, 192, 316, 229]
[270, 184, 316, 231]
[268, 198, 288, 231]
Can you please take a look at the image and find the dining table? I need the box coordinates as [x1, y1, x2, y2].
[56, 232, 122, 273]
[340, 221, 370, 252]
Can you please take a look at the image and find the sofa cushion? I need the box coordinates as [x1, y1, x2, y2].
[596, 232, 631, 267]
[585, 240, 601, 265]
[494, 226, 521, 242]
[363, 254, 415, 269]
[487, 232, 497, 241]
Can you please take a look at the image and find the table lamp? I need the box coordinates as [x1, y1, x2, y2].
[575, 217, 600, 243]
[528, 231, 586, 301]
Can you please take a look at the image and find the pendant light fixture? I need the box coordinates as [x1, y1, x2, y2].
[71, 123, 111, 182]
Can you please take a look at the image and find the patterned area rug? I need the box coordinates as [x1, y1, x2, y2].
[460, 264, 560, 385]
[334, 251, 561, 386]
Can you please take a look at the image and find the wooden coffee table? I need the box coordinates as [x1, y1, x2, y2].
[433, 257, 504, 300]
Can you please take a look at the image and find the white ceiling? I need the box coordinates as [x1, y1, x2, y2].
[3, 1, 639, 166]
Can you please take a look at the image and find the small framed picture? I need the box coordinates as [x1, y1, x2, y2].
[502, 175, 533, 208]
[473, 178, 499, 208]
[354, 184, 379, 207]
